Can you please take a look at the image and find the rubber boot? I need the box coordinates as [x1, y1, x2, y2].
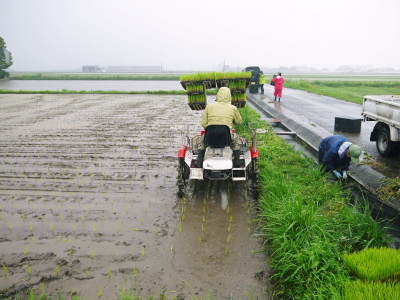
[274, 96, 277, 101]
[196, 150, 205, 168]
[233, 150, 241, 168]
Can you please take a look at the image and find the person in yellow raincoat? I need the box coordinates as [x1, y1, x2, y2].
[193, 87, 243, 167]
[259, 72, 266, 94]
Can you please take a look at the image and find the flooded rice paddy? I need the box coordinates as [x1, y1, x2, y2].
[0, 80, 181, 91]
[0, 94, 270, 299]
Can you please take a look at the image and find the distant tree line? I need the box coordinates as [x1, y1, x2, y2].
[0, 36, 13, 79]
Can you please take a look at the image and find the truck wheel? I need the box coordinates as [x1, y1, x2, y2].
[376, 127, 396, 157]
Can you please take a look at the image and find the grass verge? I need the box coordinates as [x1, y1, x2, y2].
[284, 80, 400, 104]
[235, 106, 391, 299]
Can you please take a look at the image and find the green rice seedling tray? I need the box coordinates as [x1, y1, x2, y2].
[186, 91, 205, 96]
[188, 102, 206, 110]
[231, 101, 246, 108]
[231, 90, 246, 103]
[186, 83, 204, 91]
[187, 96, 206, 103]
[180, 72, 251, 90]
[230, 88, 246, 94]
[216, 79, 230, 88]
[182, 80, 215, 90]
[214, 72, 251, 81]
[343, 247, 400, 281]
[187, 90, 206, 110]
[203, 80, 216, 89]
[342, 280, 400, 300]
[181, 80, 204, 90]
[229, 79, 249, 90]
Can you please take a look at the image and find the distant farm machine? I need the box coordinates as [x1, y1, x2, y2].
[243, 66, 263, 94]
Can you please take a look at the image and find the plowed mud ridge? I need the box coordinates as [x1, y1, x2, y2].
[0, 94, 270, 299]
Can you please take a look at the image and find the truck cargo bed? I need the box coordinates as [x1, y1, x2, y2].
[362, 95, 400, 128]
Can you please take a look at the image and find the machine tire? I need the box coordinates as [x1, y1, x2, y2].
[376, 126, 396, 157]
[249, 158, 260, 199]
[177, 158, 189, 196]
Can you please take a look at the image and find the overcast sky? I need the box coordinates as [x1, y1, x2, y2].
[1, 0, 399, 71]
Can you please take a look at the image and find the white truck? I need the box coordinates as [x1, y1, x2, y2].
[362, 95, 400, 156]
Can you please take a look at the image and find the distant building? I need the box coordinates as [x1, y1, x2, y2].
[105, 65, 163, 73]
[82, 65, 102, 73]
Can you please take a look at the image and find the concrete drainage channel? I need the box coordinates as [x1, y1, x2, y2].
[246, 94, 400, 241]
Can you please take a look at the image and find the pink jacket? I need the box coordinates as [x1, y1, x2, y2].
[272, 76, 284, 89]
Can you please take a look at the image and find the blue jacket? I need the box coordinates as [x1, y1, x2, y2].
[318, 135, 351, 172]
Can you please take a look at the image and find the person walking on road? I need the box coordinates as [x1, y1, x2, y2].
[318, 135, 361, 180]
[259, 72, 266, 94]
[271, 72, 284, 101]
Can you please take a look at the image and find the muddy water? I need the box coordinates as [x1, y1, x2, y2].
[0, 94, 270, 299]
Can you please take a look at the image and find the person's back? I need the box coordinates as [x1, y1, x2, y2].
[319, 135, 348, 168]
[272, 72, 285, 101]
[259, 74, 266, 84]
[273, 75, 284, 88]
[318, 135, 361, 176]
[201, 87, 242, 129]
[195, 87, 243, 168]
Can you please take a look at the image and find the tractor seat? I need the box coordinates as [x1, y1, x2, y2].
[204, 125, 231, 149]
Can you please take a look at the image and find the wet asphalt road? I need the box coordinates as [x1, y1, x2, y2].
[257, 85, 400, 177]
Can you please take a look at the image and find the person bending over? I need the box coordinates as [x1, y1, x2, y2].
[318, 135, 361, 180]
